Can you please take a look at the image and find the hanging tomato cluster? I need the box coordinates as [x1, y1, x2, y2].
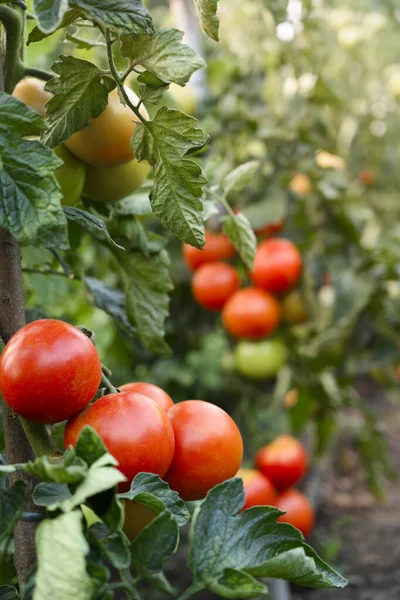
[183, 226, 307, 380]
[238, 435, 314, 537]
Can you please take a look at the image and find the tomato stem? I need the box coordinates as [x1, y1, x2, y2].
[176, 582, 206, 600]
[20, 419, 54, 458]
[0, 4, 24, 92]
[100, 366, 118, 395]
[23, 66, 53, 81]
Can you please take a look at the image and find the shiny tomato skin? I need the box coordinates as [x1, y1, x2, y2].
[255, 218, 285, 238]
[183, 230, 235, 271]
[65, 87, 148, 168]
[252, 238, 302, 294]
[165, 400, 243, 501]
[276, 489, 314, 537]
[0, 319, 102, 424]
[222, 287, 281, 339]
[192, 262, 239, 310]
[84, 158, 150, 203]
[255, 435, 308, 491]
[237, 468, 277, 510]
[122, 500, 157, 540]
[13, 77, 52, 117]
[64, 392, 175, 491]
[119, 382, 174, 412]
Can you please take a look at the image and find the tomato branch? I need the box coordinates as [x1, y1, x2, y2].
[0, 4, 24, 92]
[23, 66, 53, 81]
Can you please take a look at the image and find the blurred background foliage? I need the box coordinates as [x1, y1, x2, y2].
[20, 0, 400, 493]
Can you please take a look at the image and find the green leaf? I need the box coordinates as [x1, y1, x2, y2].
[209, 569, 268, 599]
[33, 483, 72, 508]
[74, 425, 108, 468]
[88, 524, 131, 569]
[32, 0, 69, 34]
[0, 482, 28, 542]
[0, 456, 87, 485]
[64, 207, 125, 249]
[112, 193, 152, 216]
[189, 479, 347, 591]
[222, 161, 260, 197]
[223, 213, 256, 270]
[28, 9, 83, 45]
[85, 278, 137, 338]
[132, 107, 208, 246]
[112, 247, 173, 355]
[70, 0, 154, 35]
[0, 587, 19, 600]
[131, 511, 179, 575]
[194, 0, 220, 42]
[137, 72, 169, 106]
[0, 94, 68, 249]
[243, 186, 287, 230]
[42, 55, 116, 148]
[35, 511, 92, 600]
[121, 29, 205, 86]
[118, 473, 190, 526]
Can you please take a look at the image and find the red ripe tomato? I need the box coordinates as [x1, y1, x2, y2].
[276, 489, 314, 537]
[64, 392, 175, 491]
[222, 287, 281, 339]
[255, 218, 285, 238]
[0, 320, 102, 424]
[119, 382, 174, 412]
[237, 468, 277, 510]
[252, 238, 302, 294]
[359, 169, 374, 187]
[192, 262, 239, 310]
[165, 400, 243, 501]
[183, 230, 235, 270]
[255, 435, 308, 490]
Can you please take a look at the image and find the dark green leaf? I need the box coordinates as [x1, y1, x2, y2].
[0, 481, 28, 542]
[70, 0, 154, 35]
[137, 72, 169, 106]
[194, 0, 220, 41]
[119, 473, 189, 526]
[85, 278, 137, 338]
[0, 587, 19, 600]
[63, 206, 125, 249]
[223, 213, 256, 270]
[132, 107, 208, 246]
[112, 193, 152, 216]
[121, 29, 205, 86]
[189, 478, 347, 590]
[35, 511, 92, 599]
[0, 94, 68, 249]
[88, 523, 130, 569]
[74, 426, 108, 468]
[131, 511, 179, 575]
[42, 56, 116, 148]
[28, 10, 83, 45]
[33, 483, 71, 507]
[32, 0, 68, 34]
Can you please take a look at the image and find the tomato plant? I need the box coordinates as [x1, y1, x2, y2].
[255, 435, 308, 491]
[0, 319, 101, 424]
[192, 261, 239, 310]
[165, 400, 243, 500]
[238, 468, 277, 510]
[234, 338, 287, 380]
[119, 381, 174, 412]
[222, 287, 281, 339]
[276, 489, 315, 538]
[252, 238, 302, 295]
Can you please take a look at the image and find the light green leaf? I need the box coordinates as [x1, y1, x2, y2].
[85, 278, 137, 338]
[112, 246, 173, 355]
[88, 524, 131, 569]
[0, 94, 68, 249]
[222, 161, 260, 197]
[33, 0, 69, 34]
[223, 213, 256, 270]
[208, 569, 268, 599]
[70, 0, 154, 35]
[137, 72, 169, 106]
[132, 107, 208, 246]
[0, 482, 28, 542]
[194, 0, 220, 42]
[121, 29, 205, 86]
[0, 455, 87, 485]
[34, 511, 92, 600]
[42, 55, 116, 148]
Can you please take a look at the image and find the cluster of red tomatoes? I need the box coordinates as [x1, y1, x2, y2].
[183, 224, 307, 379]
[0, 320, 243, 508]
[238, 435, 314, 537]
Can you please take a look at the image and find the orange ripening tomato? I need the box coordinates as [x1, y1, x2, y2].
[65, 87, 148, 168]
[0, 319, 101, 424]
[237, 468, 277, 510]
[222, 287, 281, 339]
[276, 489, 314, 537]
[255, 435, 308, 491]
[64, 391, 175, 491]
[13, 77, 52, 117]
[122, 500, 157, 540]
[192, 262, 240, 310]
[252, 238, 302, 294]
[255, 218, 285, 238]
[359, 169, 374, 186]
[183, 230, 235, 270]
[165, 400, 243, 501]
[289, 173, 312, 197]
[119, 382, 174, 413]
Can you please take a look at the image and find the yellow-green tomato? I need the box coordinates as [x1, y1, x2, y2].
[234, 339, 287, 380]
[54, 145, 86, 206]
[122, 500, 157, 540]
[281, 290, 308, 324]
[83, 158, 150, 203]
[81, 505, 101, 527]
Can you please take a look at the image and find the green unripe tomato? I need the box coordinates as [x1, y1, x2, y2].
[83, 158, 150, 203]
[54, 145, 86, 206]
[234, 339, 287, 380]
